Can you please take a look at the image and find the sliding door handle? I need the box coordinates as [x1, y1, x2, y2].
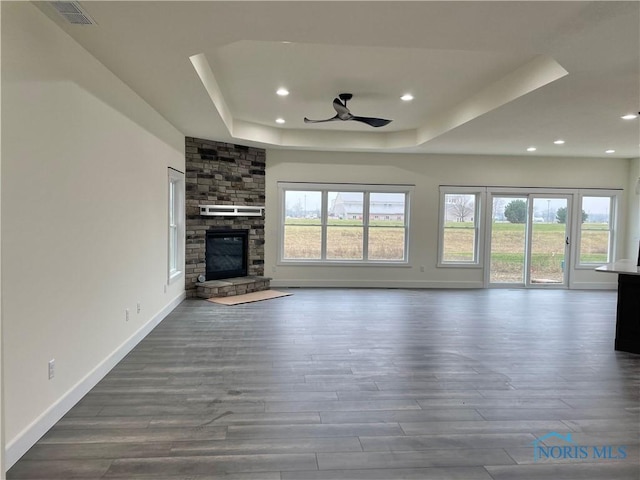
[566, 236, 570, 245]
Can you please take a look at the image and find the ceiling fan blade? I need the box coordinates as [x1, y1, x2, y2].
[351, 116, 392, 128]
[304, 115, 341, 124]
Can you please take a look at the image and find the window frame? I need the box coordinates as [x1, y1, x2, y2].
[438, 186, 485, 268]
[168, 168, 185, 284]
[575, 190, 619, 269]
[278, 182, 412, 266]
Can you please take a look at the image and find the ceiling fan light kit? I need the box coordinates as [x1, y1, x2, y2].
[304, 93, 392, 128]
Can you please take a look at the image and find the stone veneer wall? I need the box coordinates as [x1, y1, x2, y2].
[185, 137, 266, 297]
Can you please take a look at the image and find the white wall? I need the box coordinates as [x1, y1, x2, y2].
[626, 158, 640, 260]
[0, 4, 4, 476]
[266, 149, 629, 289]
[1, 3, 185, 468]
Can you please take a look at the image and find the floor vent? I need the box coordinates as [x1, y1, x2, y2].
[50, 2, 96, 25]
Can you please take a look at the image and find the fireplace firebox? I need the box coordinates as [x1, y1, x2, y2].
[205, 229, 249, 280]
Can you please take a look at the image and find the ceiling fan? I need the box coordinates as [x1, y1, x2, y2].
[304, 93, 392, 128]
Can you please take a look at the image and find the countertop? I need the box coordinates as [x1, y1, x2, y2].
[595, 259, 640, 276]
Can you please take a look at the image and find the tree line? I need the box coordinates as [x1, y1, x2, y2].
[503, 200, 587, 224]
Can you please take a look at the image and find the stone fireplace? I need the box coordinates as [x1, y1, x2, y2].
[185, 137, 267, 297]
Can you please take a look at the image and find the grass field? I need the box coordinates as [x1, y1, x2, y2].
[284, 218, 405, 260]
[284, 219, 609, 283]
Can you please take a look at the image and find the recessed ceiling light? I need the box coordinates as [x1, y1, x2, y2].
[553, 139, 565, 145]
[526, 147, 537, 152]
[276, 88, 289, 96]
[275, 118, 285, 124]
[621, 114, 638, 120]
[605, 149, 615, 154]
[400, 94, 414, 101]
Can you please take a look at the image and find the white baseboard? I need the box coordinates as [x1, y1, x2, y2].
[569, 281, 618, 290]
[5, 292, 186, 469]
[271, 279, 619, 291]
[270, 279, 484, 289]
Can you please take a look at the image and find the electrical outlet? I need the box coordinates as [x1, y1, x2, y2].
[164, 284, 167, 293]
[48, 359, 55, 379]
[137, 302, 141, 314]
[271, 266, 276, 273]
[125, 309, 130, 321]
[420, 265, 425, 272]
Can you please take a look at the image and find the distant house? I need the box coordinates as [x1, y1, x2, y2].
[330, 193, 405, 221]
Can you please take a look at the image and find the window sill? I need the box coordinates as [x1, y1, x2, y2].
[575, 264, 610, 270]
[168, 270, 183, 285]
[437, 262, 483, 269]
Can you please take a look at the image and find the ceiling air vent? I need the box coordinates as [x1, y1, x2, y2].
[50, 1, 96, 25]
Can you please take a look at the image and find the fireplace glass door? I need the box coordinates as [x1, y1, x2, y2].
[206, 229, 249, 280]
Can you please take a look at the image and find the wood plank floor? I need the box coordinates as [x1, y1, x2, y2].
[8, 288, 640, 479]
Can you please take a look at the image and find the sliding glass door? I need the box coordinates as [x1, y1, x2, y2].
[489, 196, 528, 284]
[528, 196, 570, 286]
[488, 193, 571, 288]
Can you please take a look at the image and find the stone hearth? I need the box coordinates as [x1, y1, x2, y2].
[196, 276, 271, 299]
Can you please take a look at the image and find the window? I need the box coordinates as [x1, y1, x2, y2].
[327, 191, 364, 260]
[280, 183, 411, 264]
[168, 168, 185, 283]
[577, 194, 616, 266]
[437, 186, 620, 281]
[439, 187, 482, 266]
[367, 192, 407, 261]
[283, 190, 322, 260]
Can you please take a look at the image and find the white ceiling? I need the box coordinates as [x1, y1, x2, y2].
[36, 1, 639, 158]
